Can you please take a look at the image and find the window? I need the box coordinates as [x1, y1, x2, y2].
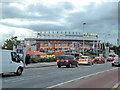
[80, 57, 87, 59]
[11, 52, 20, 63]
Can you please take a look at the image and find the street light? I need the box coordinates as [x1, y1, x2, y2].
[103, 33, 110, 64]
[83, 23, 86, 55]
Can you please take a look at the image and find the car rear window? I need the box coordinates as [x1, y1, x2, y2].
[57, 56, 69, 60]
[80, 57, 87, 59]
[57, 56, 74, 60]
[95, 57, 100, 59]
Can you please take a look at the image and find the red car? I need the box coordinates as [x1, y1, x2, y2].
[107, 57, 114, 62]
[107, 54, 118, 62]
[93, 57, 105, 64]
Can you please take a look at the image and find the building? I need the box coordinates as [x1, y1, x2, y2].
[24, 31, 99, 54]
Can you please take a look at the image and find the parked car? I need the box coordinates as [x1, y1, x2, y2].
[56, 55, 78, 68]
[93, 57, 105, 64]
[107, 54, 118, 62]
[107, 57, 114, 62]
[1, 49, 24, 76]
[112, 58, 120, 67]
[77, 56, 93, 65]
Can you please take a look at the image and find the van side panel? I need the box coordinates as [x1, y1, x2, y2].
[2, 50, 12, 73]
[0, 49, 2, 73]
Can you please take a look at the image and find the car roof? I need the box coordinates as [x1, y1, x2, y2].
[95, 57, 100, 58]
[81, 56, 89, 57]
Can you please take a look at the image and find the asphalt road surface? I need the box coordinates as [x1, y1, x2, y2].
[2, 62, 119, 89]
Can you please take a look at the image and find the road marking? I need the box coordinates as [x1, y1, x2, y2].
[47, 68, 118, 88]
[112, 81, 120, 89]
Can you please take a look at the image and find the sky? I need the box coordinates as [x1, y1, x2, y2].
[0, 0, 119, 45]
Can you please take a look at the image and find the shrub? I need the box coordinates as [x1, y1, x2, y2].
[30, 56, 57, 63]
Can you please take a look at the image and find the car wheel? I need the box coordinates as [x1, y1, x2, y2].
[92, 62, 94, 65]
[112, 64, 114, 67]
[16, 67, 23, 76]
[76, 63, 78, 67]
[58, 65, 61, 68]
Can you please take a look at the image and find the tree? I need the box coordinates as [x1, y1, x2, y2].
[110, 45, 120, 57]
[2, 36, 20, 50]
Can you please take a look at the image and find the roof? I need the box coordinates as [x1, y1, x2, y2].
[25, 38, 98, 42]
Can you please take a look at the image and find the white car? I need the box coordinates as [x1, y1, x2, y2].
[1, 49, 24, 76]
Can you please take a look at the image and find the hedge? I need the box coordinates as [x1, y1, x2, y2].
[30, 57, 57, 63]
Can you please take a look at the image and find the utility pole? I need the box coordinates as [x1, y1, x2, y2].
[83, 23, 86, 56]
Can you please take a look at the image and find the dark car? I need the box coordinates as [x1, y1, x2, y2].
[93, 57, 105, 64]
[56, 55, 78, 68]
[112, 59, 120, 67]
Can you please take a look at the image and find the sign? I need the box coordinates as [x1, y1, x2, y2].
[37, 32, 98, 38]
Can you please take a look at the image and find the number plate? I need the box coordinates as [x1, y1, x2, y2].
[60, 60, 64, 62]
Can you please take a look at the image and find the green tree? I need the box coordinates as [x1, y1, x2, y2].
[110, 45, 120, 57]
[2, 36, 20, 50]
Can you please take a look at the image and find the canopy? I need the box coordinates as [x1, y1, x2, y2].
[26, 51, 46, 55]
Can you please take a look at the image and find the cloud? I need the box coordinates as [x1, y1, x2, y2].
[0, 1, 118, 45]
[0, 24, 35, 44]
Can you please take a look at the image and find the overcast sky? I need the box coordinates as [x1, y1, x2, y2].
[0, 0, 118, 45]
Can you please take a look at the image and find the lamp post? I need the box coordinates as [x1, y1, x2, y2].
[83, 23, 86, 55]
[104, 33, 110, 64]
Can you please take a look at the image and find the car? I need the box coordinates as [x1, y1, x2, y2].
[56, 55, 78, 68]
[77, 56, 93, 65]
[112, 58, 120, 67]
[107, 57, 114, 62]
[93, 57, 105, 64]
[107, 54, 118, 62]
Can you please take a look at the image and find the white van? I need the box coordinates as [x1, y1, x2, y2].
[1, 49, 24, 76]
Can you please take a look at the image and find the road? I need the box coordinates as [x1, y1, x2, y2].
[2, 62, 119, 89]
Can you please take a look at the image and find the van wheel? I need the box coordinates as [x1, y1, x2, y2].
[16, 67, 23, 76]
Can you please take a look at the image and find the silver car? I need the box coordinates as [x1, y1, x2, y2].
[77, 56, 94, 65]
[112, 59, 120, 67]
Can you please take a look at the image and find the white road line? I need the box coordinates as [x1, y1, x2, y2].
[47, 68, 118, 88]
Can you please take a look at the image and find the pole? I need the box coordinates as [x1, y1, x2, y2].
[83, 23, 86, 56]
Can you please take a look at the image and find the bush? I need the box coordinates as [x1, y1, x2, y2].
[30, 57, 57, 63]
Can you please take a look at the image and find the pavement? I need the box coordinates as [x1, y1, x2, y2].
[25, 62, 57, 69]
